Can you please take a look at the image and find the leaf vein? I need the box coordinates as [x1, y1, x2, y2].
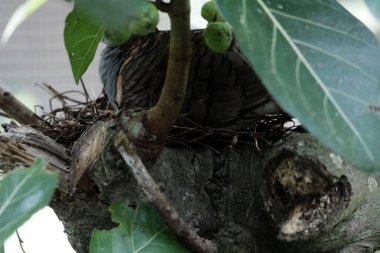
[71, 35, 100, 49]
[269, 8, 380, 52]
[135, 227, 168, 253]
[295, 58, 315, 116]
[75, 25, 103, 78]
[293, 39, 377, 82]
[312, 0, 345, 12]
[258, 0, 375, 161]
[329, 88, 369, 106]
[0, 170, 35, 216]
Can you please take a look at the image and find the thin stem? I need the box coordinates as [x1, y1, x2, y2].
[16, 230, 26, 253]
[80, 78, 90, 102]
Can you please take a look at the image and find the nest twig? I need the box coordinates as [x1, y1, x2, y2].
[2, 81, 295, 151]
[168, 114, 295, 151]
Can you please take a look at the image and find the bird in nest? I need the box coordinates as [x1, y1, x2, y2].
[99, 29, 287, 131]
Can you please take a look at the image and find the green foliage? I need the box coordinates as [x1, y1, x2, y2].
[204, 21, 232, 53]
[201, 1, 223, 22]
[128, 2, 159, 36]
[216, 0, 380, 171]
[103, 1, 159, 45]
[64, 8, 103, 83]
[74, 0, 141, 29]
[64, 0, 148, 83]
[0, 158, 58, 246]
[89, 200, 190, 253]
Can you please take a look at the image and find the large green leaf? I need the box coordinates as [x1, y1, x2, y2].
[1, 0, 48, 44]
[90, 200, 190, 253]
[216, 0, 380, 171]
[64, 8, 103, 83]
[0, 158, 58, 244]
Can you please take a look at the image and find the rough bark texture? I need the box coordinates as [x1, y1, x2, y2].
[1, 121, 380, 253]
[0, 87, 42, 125]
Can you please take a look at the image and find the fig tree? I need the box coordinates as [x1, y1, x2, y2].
[201, 1, 224, 22]
[128, 2, 159, 36]
[203, 22, 232, 53]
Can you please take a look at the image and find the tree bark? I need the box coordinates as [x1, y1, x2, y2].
[0, 87, 42, 125]
[1, 120, 380, 253]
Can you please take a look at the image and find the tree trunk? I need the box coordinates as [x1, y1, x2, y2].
[1, 120, 379, 253]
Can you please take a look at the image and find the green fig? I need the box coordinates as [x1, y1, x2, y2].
[203, 22, 232, 53]
[104, 26, 131, 45]
[201, 1, 224, 22]
[128, 2, 159, 36]
[201, 1, 217, 22]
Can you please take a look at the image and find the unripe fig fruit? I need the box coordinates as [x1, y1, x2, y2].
[201, 1, 217, 22]
[104, 26, 131, 45]
[201, 1, 224, 22]
[128, 2, 159, 36]
[204, 22, 232, 53]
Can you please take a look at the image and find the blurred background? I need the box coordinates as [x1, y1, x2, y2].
[0, 0, 101, 119]
[0, 0, 379, 252]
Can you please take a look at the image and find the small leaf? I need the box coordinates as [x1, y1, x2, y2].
[0, 158, 58, 244]
[1, 0, 48, 44]
[64, 8, 103, 83]
[217, 0, 380, 171]
[90, 200, 190, 253]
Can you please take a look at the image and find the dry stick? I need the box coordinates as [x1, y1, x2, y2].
[0, 111, 10, 118]
[0, 86, 41, 125]
[146, 0, 192, 138]
[16, 230, 26, 253]
[115, 133, 217, 253]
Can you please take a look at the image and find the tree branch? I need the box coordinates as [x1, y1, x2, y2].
[115, 132, 217, 253]
[0, 86, 42, 125]
[146, 0, 191, 139]
[0, 124, 70, 192]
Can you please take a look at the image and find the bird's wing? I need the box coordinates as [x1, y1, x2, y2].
[99, 31, 170, 110]
[185, 42, 281, 128]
